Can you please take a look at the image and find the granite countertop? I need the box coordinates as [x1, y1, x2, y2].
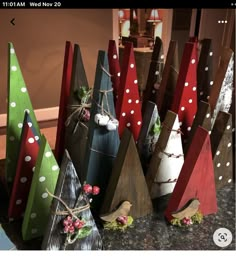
[0, 183, 235, 250]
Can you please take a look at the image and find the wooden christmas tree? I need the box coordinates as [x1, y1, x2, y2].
[5, 42, 41, 185]
[54, 41, 73, 165]
[83, 50, 120, 210]
[171, 42, 198, 140]
[208, 48, 234, 127]
[115, 42, 142, 141]
[137, 101, 160, 174]
[156, 40, 179, 122]
[146, 110, 184, 199]
[64, 44, 90, 182]
[165, 126, 217, 222]
[41, 150, 102, 250]
[210, 111, 233, 189]
[184, 101, 211, 155]
[108, 39, 121, 106]
[22, 135, 60, 241]
[197, 38, 214, 103]
[8, 112, 40, 219]
[142, 37, 164, 114]
[100, 128, 153, 219]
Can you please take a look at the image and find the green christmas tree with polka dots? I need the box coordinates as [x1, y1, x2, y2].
[22, 135, 60, 241]
[6, 42, 41, 185]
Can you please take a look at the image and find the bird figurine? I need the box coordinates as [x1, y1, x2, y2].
[100, 201, 132, 222]
[171, 198, 200, 220]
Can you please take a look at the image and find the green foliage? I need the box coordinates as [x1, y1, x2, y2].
[151, 117, 161, 135]
[170, 211, 203, 227]
[74, 86, 92, 104]
[191, 211, 203, 224]
[103, 216, 134, 232]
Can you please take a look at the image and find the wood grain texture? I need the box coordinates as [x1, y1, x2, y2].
[54, 41, 73, 165]
[184, 101, 211, 155]
[210, 111, 233, 189]
[64, 44, 89, 182]
[156, 40, 179, 122]
[83, 50, 120, 210]
[100, 128, 153, 219]
[165, 126, 217, 222]
[142, 37, 163, 114]
[41, 150, 102, 250]
[197, 39, 213, 103]
[145, 111, 184, 199]
[137, 101, 160, 174]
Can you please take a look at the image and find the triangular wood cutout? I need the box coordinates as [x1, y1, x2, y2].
[164, 126, 217, 222]
[5, 42, 41, 186]
[115, 42, 142, 141]
[156, 40, 179, 122]
[83, 50, 120, 210]
[54, 41, 73, 165]
[210, 111, 233, 189]
[108, 39, 121, 106]
[184, 101, 211, 155]
[64, 44, 90, 182]
[142, 37, 164, 114]
[41, 150, 102, 250]
[146, 111, 184, 199]
[209, 48, 234, 126]
[197, 39, 214, 103]
[171, 42, 198, 140]
[137, 101, 160, 174]
[8, 112, 40, 220]
[100, 128, 153, 219]
[22, 135, 60, 241]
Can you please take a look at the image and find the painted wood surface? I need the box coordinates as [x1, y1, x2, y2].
[146, 111, 184, 199]
[197, 39, 213, 103]
[209, 48, 234, 127]
[108, 39, 121, 107]
[5, 42, 41, 186]
[64, 44, 90, 182]
[171, 42, 198, 140]
[83, 50, 120, 210]
[41, 150, 102, 250]
[0, 225, 17, 250]
[165, 126, 217, 222]
[8, 113, 40, 219]
[184, 101, 211, 155]
[100, 128, 153, 219]
[22, 135, 60, 241]
[115, 42, 142, 141]
[210, 111, 233, 189]
[137, 101, 160, 174]
[142, 37, 164, 114]
[156, 40, 179, 122]
[54, 41, 73, 165]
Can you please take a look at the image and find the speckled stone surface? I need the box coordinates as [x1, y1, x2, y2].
[0, 182, 235, 250]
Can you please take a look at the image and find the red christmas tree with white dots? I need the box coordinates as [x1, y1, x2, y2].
[171, 41, 198, 140]
[108, 40, 121, 106]
[8, 113, 40, 219]
[116, 42, 142, 141]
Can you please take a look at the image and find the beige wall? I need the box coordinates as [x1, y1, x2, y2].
[0, 9, 114, 115]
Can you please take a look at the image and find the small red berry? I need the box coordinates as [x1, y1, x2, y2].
[83, 184, 93, 194]
[64, 225, 70, 233]
[92, 186, 100, 195]
[69, 225, 75, 233]
[73, 219, 85, 229]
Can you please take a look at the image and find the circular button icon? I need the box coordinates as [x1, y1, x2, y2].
[213, 228, 233, 248]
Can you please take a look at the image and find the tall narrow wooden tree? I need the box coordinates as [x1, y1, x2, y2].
[165, 126, 217, 222]
[100, 128, 153, 219]
[83, 50, 120, 210]
[54, 41, 73, 165]
[22, 135, 60, 241]
[146, 111, 184, 199]
[115, 42, 142, 141]
[5, 43, 41, 186]
[41, 150, 102, 250]
[171, 42, 198, 140]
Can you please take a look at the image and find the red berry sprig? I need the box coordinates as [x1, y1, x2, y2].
[116, 216, 128, 225]
[82, 183, 100, 196]
[62, 215, 85, 234]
